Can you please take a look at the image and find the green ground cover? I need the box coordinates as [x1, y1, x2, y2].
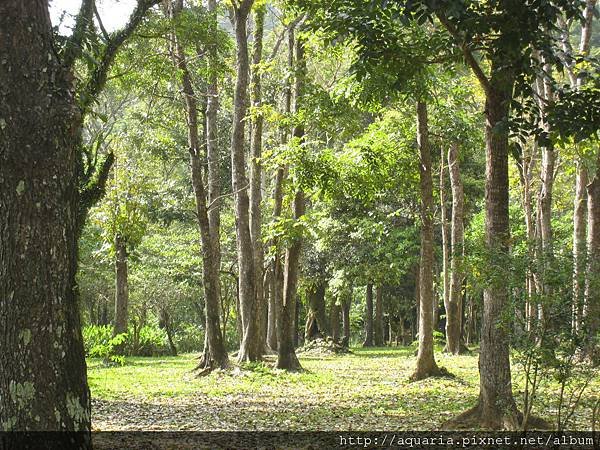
[88, 347, 598, 431]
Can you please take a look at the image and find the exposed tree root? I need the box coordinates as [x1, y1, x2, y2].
[409, 365, 454, 382]
[193, 352, 229, 377]
[275, 351, 303, 372]
[443, 403, 551, 430]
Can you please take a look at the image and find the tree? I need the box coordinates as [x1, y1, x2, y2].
[446, 142, 466, 354]
[362, 283, 375, 347]
[374, 285, 385, 346]
[231, 0, 262, 363]
[0, 0, 157, 435]
[276, 31, 307, 371]
[167, 0, 229, 371]
[250, 3, 267, 354]
[411, 101, 443, 380]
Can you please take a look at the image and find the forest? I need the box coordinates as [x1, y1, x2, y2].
[1, 0, 600, 448]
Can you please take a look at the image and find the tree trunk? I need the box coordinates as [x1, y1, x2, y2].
[231, 1, 260, 363]
[449, 73, 520, 429]
[478, 81, 519, 428]
[534, 71, 555, 330]
[159, 309, 178, 356]
[374, 285, 385, 346]
[304, 282, 329, 341]
[573, 0, 596, 332]
[517, 142, 537, 331]
[267, 168, 286, 351]
[573, 163, 588, 333]
[0, 0, 90, 436]
[584, 156, 600, 356]
[341, 292, 351, 347]
[411, 101, 441, 380]
[114, 235, 129, 337]
[249, 4, 266, 355]
[362, 283, 375, 347]
[330, 302, 341, 344]
[169, 0, 228, 371]
[446, 142, 465, 354]
[276, 33, 306, 371]
[276, 192, 304, 370]
[440, 146, 450, 336]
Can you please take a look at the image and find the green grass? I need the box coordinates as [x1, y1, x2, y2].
[88, 347, 598, 431]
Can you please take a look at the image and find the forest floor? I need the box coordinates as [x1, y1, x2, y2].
[89, 346, 599, 431]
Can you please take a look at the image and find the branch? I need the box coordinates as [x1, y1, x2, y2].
[436, 12, 492, 96]
[93, 1, 110, 42]
[79, 0, 161, 114]
[79, 151, 115, 228]
[63, 0, 95, 68]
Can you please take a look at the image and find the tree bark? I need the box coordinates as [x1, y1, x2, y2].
[573, 163, 588, 333]
[276, 33, 306, 371]
[362, 283, 375, 347]
[374, 285, 385, 346]
[411, 101, 441, 380]
[267, 168, 286, 351]
[451, 72, 520, 429]
[440, 146, 450, 336]
[276, 192, 304, 370]
[250, 4, 266, 355]
[573, 0, 596, 332]
[231, 0, 261, 363]
[446, 143, 466, 354]
[169, 0, 228, 371]
[330, 302, 341, 344]
[304, 282, 329, 341]
[584, 155, 600, 356]
[0, 0, 90, 436]
[341, 292, 351, 347]
[114, 235, 129, 337]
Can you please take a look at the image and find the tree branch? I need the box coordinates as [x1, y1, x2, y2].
[436, 12, 492, 96]
[79, 0, 161, 114]
[63, 0, 95, 68]
[79, 151, 115, 225]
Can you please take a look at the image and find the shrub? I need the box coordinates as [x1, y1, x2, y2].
[83, 324, 171, 358]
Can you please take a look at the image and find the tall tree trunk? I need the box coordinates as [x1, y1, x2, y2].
[362, 283, 375, 347]
[267, 20, 296, 351]
[440, 146, 450, 337]
[478, 80, 519, 428]
[0, 0, 90, 436]
[374, 285, 385, 346]
[114, 235, 129, 337]
[169, 0, 228, 371]
[517, 142, 537, 331]
[267, 168, 286, 351]
[231, 0, 260, 363]
[534, 70, 555, 330]
[411, 101, 442, 380]
[573, 0, 596, 332]
[276, 192, 304, 370]
[276, 33, 306, 371]
[584, 154, 600, 356]
[450, 71, 520, 429]
[250, 4, 266, 355]
[573, 163, 588, 333]
[330, 302, 341, 344]
[446, 142, 466, 354]
[341, 291, 351, 347]
[304, 282, 329, 341]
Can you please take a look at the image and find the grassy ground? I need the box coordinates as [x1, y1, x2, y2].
[88, 347, 598, 431]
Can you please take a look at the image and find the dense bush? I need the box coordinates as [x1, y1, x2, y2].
[83, 324, 171, 359]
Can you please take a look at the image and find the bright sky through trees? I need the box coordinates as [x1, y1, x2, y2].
[49, 0, 137, 33]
